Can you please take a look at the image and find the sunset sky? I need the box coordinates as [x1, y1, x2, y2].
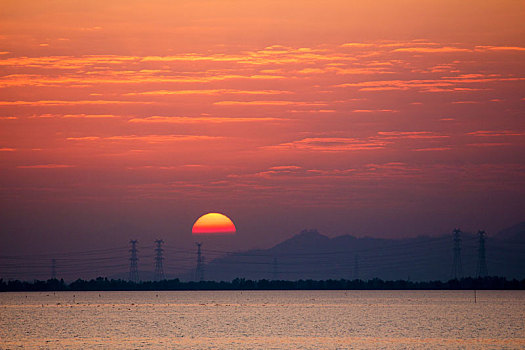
[1, 0, 524, 258]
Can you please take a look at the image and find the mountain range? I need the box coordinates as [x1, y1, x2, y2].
[182, 222, 525, 282]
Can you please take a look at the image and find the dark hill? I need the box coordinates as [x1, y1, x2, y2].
[187, 223, 525, 282]
[494, 221, 525, 242]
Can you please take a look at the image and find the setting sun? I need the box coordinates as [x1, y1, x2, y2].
[192, 213, 236, 235]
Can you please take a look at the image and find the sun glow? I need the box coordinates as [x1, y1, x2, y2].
[192, 213, 236, 235]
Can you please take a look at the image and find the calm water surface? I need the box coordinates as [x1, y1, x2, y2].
[0, 290, 523, 349]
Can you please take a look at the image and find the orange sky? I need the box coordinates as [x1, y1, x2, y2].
[0, 1, 524, 259]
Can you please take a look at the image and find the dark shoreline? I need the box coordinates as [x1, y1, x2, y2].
[1, 276, 524, 292]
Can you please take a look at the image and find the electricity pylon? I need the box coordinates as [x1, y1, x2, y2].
[451, 228, 462, 279]
[129, 240, 139, 283]
[195, 242, 204, 281]
[476, 230, 488, 277]
[154, 239, 166, 281]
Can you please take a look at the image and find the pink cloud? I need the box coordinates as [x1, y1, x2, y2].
[62, 114, 121, 119]
[67, 134, 221, 143]
[476, 46, 525, 52]
[353, 109, 397, 113]
[0, 100, 153, 106]
[467, 143, 512, 147]
[17, 164, 75, 169]
[413, 147, 452, 152]
[265, 137, 387, 152]
[466, 130, 525, 137]
[214, 100, 327, 107]
[128, 116, 284, 124]
[392, 46, 471, 53]
[125, 89, 291, 96]
[377, 131, 449, 139]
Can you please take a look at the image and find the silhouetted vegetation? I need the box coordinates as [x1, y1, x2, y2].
[1, 276, 524, 292]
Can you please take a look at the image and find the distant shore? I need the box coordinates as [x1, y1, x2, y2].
[1, 276, 524, 292]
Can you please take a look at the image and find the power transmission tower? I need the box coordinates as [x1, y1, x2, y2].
[51, 259, 56, 280]
[129, 240, 140, 283]
[476, 230, 488, 277]
[154, 239, 166, 281]
[451, 228, 462, 279]
[353, 254, 359, 280]
[195, 242, 204, 281]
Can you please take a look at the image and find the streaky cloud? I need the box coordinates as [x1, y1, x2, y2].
[128, 116, 285, 124]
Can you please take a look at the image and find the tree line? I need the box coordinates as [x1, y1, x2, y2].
[1, 276, 524, 292]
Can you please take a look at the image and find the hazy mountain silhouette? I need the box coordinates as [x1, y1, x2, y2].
[493, 221, 525, 242]
[182, 225, 525, 282]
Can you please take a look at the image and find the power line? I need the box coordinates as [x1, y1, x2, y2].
[0, 247, 129, 259]
[1, 231, 519, 281]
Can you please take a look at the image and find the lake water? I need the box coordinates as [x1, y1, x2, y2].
[1, 290, 523, 349]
